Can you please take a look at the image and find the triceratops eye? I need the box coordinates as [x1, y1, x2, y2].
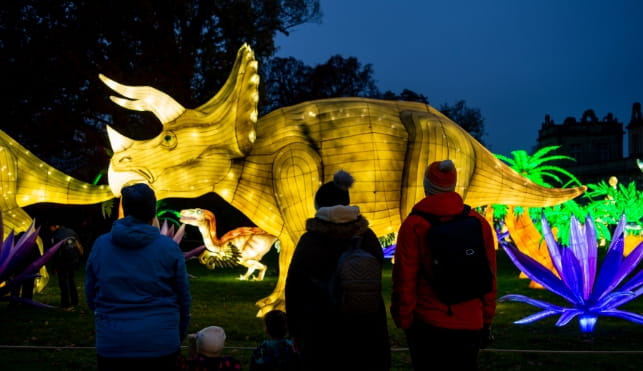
[160, 131, 177, 149]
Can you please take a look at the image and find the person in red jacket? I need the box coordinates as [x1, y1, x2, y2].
[391, 159, 497, 371]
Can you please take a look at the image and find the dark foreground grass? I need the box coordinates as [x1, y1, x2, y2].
[1, 248, 642, 370]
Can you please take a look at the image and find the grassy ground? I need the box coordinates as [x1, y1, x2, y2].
[1, 247, 643, 370]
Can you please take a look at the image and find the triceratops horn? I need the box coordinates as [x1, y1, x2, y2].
[99, 74, 186, 124]
[106, 125, 134, 153]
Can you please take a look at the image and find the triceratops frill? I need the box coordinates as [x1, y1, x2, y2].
[101, 44, 586, 316]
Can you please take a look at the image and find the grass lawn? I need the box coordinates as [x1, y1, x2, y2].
[1, 247, 642, 370]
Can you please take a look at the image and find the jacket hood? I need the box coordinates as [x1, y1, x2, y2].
[306, 205, 370, 239]
[111, 215, 161, 249]
[314, 205, 361, 223]
[412, 192, 465, 216]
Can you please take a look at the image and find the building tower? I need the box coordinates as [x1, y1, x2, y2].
[627, 102, 643, 158]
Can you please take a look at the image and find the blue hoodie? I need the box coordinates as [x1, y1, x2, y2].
[85, 216, 191, 357]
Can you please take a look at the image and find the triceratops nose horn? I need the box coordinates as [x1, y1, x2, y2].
[99, 73, 186, 124]
[106, 125, 134, 153]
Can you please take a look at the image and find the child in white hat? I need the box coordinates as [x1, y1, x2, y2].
[183, 326, 241, 370]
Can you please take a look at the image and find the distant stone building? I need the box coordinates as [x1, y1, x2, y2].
[536, 102, 643, 188]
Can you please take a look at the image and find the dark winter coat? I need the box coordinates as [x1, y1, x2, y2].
[285, 205, 391, 371]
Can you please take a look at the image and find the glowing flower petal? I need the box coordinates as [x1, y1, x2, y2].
[560, 246, 584, 304]
[556, 310, 582, 327]
[600, 309, 643, 324]
[502, 243, 576, 302]
[568, 216, 594, 299]
[620, 269, 643, 292]
[498, 294, 565, 311]
[541, 214, 564, 277]
[513, 309, 560, 324]
[591, 291, 635, 312]
[583, 215, 599, 296]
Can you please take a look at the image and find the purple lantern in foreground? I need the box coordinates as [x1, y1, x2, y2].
[383, 244, 396, 259]
[157, 219, 204, 260]
[0, 219, 64, 308]
[499, 213, 643, 333]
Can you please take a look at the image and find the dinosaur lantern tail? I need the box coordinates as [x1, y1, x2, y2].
[463, 139, 586, 208]
[0, 130, 114, 208]
[400, 109, 586, 210]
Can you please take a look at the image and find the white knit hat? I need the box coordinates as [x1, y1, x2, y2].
[196, 326, 226, 357]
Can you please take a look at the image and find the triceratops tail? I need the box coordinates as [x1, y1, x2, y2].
[0, 130, 115, 206]
[463, 140, 586, 208]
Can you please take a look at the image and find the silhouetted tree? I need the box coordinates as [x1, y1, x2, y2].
[440, 100, 486, 145]
[262, 57, 433, 113]
[260, 57, 313, 113]
[309, 55, 380, 99]
[0, 0, 321, 181]
[261, 54, 380, 112]
[381, 89, 429, 104]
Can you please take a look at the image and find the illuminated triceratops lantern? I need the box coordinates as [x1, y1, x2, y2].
[101, 44, 586, 316]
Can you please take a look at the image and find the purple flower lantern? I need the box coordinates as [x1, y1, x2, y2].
[499, 213, 643, 333]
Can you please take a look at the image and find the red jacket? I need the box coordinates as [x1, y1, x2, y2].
[390, 192, 497, 330]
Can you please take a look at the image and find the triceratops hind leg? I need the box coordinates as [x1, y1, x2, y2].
[254, 144, 322, 317]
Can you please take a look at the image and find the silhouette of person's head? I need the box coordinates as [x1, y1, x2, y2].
[121, 183, 157, 223]
[264, 309, 288, 339]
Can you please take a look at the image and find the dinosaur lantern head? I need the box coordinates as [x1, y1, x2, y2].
[103, 44, 259, 197]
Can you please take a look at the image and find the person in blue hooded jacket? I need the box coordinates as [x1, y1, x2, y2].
[85, 183, 191, 370]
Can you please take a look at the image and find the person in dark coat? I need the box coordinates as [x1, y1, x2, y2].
[285, 170, 391, 371]
[48, 223, 83, 308]
[85, 183, 191, 370]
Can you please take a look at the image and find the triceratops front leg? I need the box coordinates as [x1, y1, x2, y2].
[255, 143, 321, 317]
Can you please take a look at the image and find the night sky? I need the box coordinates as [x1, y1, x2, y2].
[275, 0, 643, 156]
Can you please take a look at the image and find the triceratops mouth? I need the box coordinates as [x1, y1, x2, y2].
[108, 166, 155, 197]
[137, 168, 155, 183]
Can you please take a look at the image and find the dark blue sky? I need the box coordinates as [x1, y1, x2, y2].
[275, 0, 643, 156]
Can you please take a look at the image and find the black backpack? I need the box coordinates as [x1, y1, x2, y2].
[328, 235, 382, 313]
[410, 205, 493, 306]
